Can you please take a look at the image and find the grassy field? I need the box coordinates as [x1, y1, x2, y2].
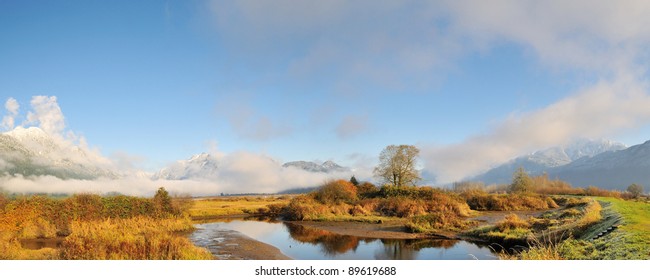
[0, 189, 213, 260]
[188, 195, 293, 219]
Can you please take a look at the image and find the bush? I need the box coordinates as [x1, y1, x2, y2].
[377, 197, 426, 217]
[627, 184, 644, 198]
[584, 186, 621, 198]
[356, 182, 379, 198]
[153, 187, 179, 217]
[283, 196, 327, 221]
[462, 191, 558, 211]
[314, 180, 358, 204]
[509, 167, 532, 193]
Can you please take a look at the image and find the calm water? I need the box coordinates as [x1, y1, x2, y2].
[189, 219, 498, 260]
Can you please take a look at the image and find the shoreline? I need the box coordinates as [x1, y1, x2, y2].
[189, 226, 291, 260]
[190, 209, 557, 260]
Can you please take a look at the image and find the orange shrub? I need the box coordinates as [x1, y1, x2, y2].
[356, 182, 379, 198]
[314, 180, 358, 204]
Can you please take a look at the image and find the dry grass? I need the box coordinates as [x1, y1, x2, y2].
[462, 190, 558, 211]
[60, 217, 212, 260]
[0, 191, 213, 260]
[496, 214, 531, 231]
[188, 195, 293, 218]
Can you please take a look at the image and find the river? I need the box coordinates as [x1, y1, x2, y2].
[188, 219, 498, 260]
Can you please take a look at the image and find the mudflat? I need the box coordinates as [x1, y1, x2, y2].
[202, 229, 290, 260]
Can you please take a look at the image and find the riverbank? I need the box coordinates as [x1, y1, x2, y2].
[285, 208, 554, 241]
[187, 209, 553, 260]
[190, 223, 290, 260]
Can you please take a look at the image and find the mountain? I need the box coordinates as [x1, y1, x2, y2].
[471, 139, 626, 184]
[547, 140, 650, 189]
[282, 160, 350, 173]
[151, 153, 219, 180]
[0, 127, 117, 180]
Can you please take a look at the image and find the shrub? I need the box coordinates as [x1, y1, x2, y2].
[509, 167, 532, 193]
[314, 180, 358, 204]
[462, 191, 558, 211]
[584, 186, 621, 198]
[153, 187, 179, 217]
[356, 182, 379, 198]
[283, 196, 326, 220]
[65, 194, 105, 221]
[627, 184, 644, 198]
[376, 197, 426, 218]
[349, 205, 371, 216]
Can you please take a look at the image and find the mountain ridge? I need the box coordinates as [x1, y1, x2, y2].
[470, 139, 627, 185]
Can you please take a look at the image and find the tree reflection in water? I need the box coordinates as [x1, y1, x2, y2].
[284, 222, 460, 259]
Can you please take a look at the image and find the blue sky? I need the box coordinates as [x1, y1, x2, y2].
[3, 1, 650, 184]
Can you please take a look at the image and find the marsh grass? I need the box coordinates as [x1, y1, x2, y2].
[60, 217, 212, 260]
[0, 191, 213, 260]
[188, 195, 292, 218]
[461, 190, 558, 211]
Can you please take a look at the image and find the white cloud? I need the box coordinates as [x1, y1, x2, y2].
[1, 98, 20, 131]
[0, 154, 357, 196]
[422, 77, 650, 183]
[25, 96, 66, 137]
[1, 95, 358, 195]
[440, 0, 650, 73]
[410, 1, 650, 183]
[5, 98, 19, 115]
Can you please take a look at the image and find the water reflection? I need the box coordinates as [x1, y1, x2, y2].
[190, 219, 498, 260]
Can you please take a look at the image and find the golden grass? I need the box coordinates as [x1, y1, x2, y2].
[60, 216, 212, 260]
[0, 192, 213, 260]
[188, 195, 293, 218]
[577, 199, 602, 227]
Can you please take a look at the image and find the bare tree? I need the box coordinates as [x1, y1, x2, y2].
[374, 145, 421, 187]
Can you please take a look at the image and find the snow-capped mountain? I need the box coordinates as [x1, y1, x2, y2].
[151, 153, 219, 180]
[0, 127, 118, 180]
[547, 140, 650, 189]
[282, 160, 350, 173]
[471, 139, 626, 184]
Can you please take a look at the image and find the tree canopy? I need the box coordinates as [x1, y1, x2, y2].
[374, 145, 421, 187]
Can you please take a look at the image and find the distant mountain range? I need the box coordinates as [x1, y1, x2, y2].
[0, 127, 352, 184]
[3, 126, 649, 191]
[151, 153, 219, 180]
[150, 155, 351, 181]
[282, 160, 350, 173]
[470, 138, 650, 190]
[547, 140, 650, 189]
[0, 127, 117, 180]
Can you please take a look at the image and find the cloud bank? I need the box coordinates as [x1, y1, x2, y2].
[1, 96, 364, 196]
[419, 1, 650, 183]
